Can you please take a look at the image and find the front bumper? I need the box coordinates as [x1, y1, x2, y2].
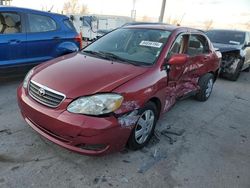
[17, 85, 132, 156]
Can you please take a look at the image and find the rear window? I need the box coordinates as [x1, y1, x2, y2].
[27, 14, 57, 33]
[64, 19, 76, 31]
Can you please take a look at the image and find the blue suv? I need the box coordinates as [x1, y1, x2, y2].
[0, 6, 82, 74]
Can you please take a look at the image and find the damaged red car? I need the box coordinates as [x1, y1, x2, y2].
[17, 25, 221, 156]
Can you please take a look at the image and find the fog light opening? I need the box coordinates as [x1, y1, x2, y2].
[76, 144, 107, 151]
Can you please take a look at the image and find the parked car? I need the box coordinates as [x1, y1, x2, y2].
[0, 6, 82, 75]
[17, 24, 220, 156]
[206, 29, 250, 81]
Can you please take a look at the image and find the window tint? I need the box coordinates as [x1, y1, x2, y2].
[28, 14, 57, 33]
[187, 35, 209, 56]
[64, 19, 76, 31]
[0, 12, 21, 34]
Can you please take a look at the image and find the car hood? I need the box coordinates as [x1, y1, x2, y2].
[213, 43, 242, 53]
[32, 53, 148, 98]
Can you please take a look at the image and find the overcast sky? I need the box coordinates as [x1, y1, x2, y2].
[11, 0, 250, 29]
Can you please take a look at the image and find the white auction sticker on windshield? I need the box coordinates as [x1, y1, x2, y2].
[139, 41, 163, 48]
[229, 40, 240, 45]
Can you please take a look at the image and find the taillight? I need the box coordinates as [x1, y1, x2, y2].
[75, 33, 83, 49]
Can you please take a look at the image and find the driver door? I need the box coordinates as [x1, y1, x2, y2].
[167, 33, 191, 98]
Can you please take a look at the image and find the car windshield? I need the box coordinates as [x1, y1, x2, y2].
[82, 28, 171, 65]
[206, 30, 245, 45]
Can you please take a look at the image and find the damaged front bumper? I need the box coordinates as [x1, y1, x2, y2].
[17, 86, 134, 156]
[220, 52, 242, 75]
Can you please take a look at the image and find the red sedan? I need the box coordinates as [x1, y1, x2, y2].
[17, 25, 221, 156]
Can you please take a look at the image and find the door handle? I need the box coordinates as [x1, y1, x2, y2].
[53, 36, 61, 40]
[9, 39, 21, 45]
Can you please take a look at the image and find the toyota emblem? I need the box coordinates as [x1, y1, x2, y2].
[38, 88, 46, 96]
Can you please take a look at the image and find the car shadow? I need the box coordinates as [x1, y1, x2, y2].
[0, 74, 25, 86]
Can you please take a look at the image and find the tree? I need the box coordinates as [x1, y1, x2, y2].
[140, 15, 153, 22]
[63, 0, 88, 14]
[166, 17, 180, 26]
[246, 21, 250, 30]
[204, 20, 213, 30]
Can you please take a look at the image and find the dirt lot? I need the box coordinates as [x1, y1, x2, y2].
[0, 72, 250, 188]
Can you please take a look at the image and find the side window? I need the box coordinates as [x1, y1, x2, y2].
[0, 12, 21, 34]
[64, 19, 76, 31]
[167, 34, 189, 58]
[187, 35, 209, 56]
[27, 14, 57, 33]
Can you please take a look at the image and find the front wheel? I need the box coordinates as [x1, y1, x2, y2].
[226, 59, 244, 81]
[127, 102, 158, 150]
[244, 64, 250, 72]
[195, 73, 214, 102]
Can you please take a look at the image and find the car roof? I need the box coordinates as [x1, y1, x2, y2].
[123, 22, 168, 26]
[0, 6, 67, 19]
[123, 24, 202, 33]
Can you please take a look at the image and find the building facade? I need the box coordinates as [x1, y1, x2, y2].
[0, 0, 12, 5]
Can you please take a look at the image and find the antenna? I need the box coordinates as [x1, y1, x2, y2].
[48, 5, 54, 12]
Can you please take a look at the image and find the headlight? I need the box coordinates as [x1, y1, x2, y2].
[23, 69, 34, 88]
[67, 94, 123, 115]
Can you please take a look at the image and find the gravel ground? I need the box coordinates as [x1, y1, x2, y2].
[0, 72, 250, 188]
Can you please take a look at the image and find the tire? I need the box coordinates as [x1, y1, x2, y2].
[127, 102, 158, 150]
[228, 59, 244, 81]
[195, 73, 214, 102]
[244, 64, 250, 72]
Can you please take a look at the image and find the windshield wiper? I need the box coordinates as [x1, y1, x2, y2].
[82, 50, 105, 57]
[98, 51, 126, 61]
[82, 50, 124, 62]
[82, 50, 147, 66]
[98, 51, 143, 66]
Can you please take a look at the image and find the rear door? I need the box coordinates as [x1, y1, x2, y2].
[0, 11, 26, 67]
[25, 13, 63, 63]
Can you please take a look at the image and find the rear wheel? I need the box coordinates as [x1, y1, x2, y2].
[195, 73, 214, 102]
[127, 102, 158, 150]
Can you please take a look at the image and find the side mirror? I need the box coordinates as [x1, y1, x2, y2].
[168, 54, 188, 66]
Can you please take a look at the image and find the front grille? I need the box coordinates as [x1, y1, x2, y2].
[28, 80, 66, 108]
